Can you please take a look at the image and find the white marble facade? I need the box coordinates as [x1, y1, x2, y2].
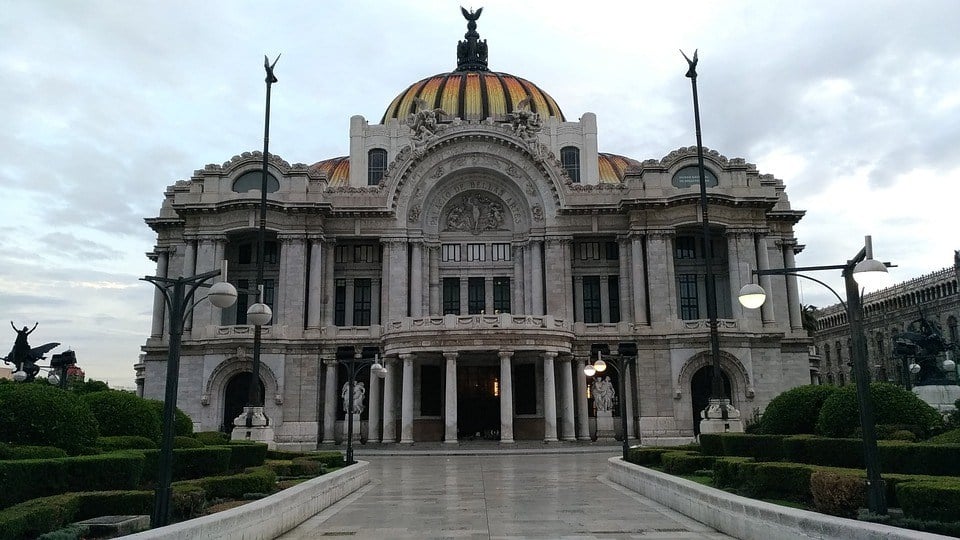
[138, 14, 813, 448]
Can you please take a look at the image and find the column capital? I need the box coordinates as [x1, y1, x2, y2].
[399, 352, 416, 362]
[557, 353, 574, 364]
[382, 355, 398, 366]
[543, 351, 558, 360]
[197, 233, 228, 243]
[442, 351, 458, 362]
[497, 350, 514, 360]
[645, 229, 674, 239]
[277, 233, 308, 243]
[323, 358, 338, 367]
[307, 234, 327, 243]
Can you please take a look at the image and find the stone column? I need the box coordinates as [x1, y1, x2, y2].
[368, 363, 382, 442]
[344, 279, 355, 326]
[322, 359, 338, 443]
[618, 238, 633, 324]
[399, 353, 415, 443]
[306, 237, 323, 328]
[428, 244, 440, 316]
[484, 276, 494, 314]
[783, 241, 803, 331]
[542, 351, 558, 442]
[558, 355, 576, 441]
[531, 240, 544, 315]
[381, 357, 397, 442]
[379, 241, 389, 324]
[278, 234, 307, 332]
[624, 363, 635, 439]
[631, 234, 649, 325]
[544, 239, 568, 320]
[523, 243, 533, 314]
[573, 276, 585, 322]
[410, 241, 423, 317]
[563, 240, 575, 322]
[756, 235, 776, 326]
[371, 278, 381, 325]
[599, 273, 611, 324]
[182, 239, 197, 331]
[727, 233, 745, 320]
[443, 351, 458, 443]
[499, 350, 515, 443]
[646, 233, 676, 322]
[512, 244, 525, 314]
[575, 356, 590, 440]
[150, 249, 169, 337]
[192, 236, 218, 331]
[388, 240, 409, 321]
[323, 241, 336, 327]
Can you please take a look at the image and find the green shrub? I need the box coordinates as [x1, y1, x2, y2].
[139, 447, 232, 484]
[171, 483, 207, 521]
[82, 391, 161, 442]
[266, 449, 311, 460]
[312, 451, 346, 468]
[225, 442, 269, 470]
[0, 490, 151, 540]
[194, 431, 230, 445]
[0, 383, 98, 454]
[810, 470, 865, 517]
[816, 382, 943, 438]
[192, 466, 277, 500]
[0, 444, 67, 460]
[96, 436, 157, 451]
[625, 447, 674, 466]
[879, 442, 960, 476]
[761, 384, 840, 435]
[781, 435, 863, 468]
[70, 380, 110, 395]
[718, 433, 785, 461]
[174, 436, 203, 449]
[929, 428, 960, 444]
[661, 451, 716, 475]
[897, 478, 960, 522]
[38, 524, 91, 540]
[712, 456, 754, 488]
[698, 434, 723, 456]
[888, 429, 918, 442]
[0, 453, 143, 510]
[146, 399, 194, 437]
[740, 461, 815, 502]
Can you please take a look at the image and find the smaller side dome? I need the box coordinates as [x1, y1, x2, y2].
[598, 153, 640, 183]
[311, 156, 349, 187]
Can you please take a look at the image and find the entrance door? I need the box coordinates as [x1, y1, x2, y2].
[457, 365, 501, 439]
[222, 372, 265, 433]
[690, 366, 731, 436]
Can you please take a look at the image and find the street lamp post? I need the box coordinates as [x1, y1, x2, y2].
[584, 344, 636, 461]
[338, 351, 386, 465]
[737, 235, 891, 515]
[142, 268, 238, 528]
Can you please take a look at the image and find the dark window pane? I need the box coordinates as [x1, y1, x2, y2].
[353, 278, 371, 326]
[605, 242, 619, 260]
[493, 277, 510, 313]
[561, 146, 580, 183]
[608, 276, 620, 323]
[334, 279, 346, 326]
[263, 241, 279, 264]
[678, 274, 699, 320]
[514, 363, 536, 415]
[443, 278, 460, 315]
[420, 365, 442, 416]
[368, 149, 387, 185]
[236, 279, 249, 325]
[238, 243, 252, 265]
[676, 237, 696, 259]
[468, 277, 485, 314]
[232, 170, 280, 193]
[583, 276, 601, 323]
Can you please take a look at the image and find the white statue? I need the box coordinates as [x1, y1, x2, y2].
[340, 381, 366, 414]
[592, 376, 615, 412]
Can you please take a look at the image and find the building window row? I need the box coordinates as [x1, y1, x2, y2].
[335, 243, 381, 264]
[441, 276, 512, 315]
[575, 241, 619, 261]
[442, 242, 512, 263]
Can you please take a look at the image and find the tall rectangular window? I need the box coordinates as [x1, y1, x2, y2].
[583, 276, 602, 323]
[492, 243, 511, 261]
[675, 237, 696, 259]
[442, 278, 460, 315]
[263, 279, 275, 311]
[561, 146, 581, 183]
[353, 278, 371, 326]
[678, 274, 699, 320]
[468, 277, 485, 314]
[466, 243, 486, 261]
[577, 242, 600, 260]
[263, 241, 279, 264]
[334, 279, 346, 326]
[236, 279, 249, 324]
[353, 244, 378, 263]
[238, 243, 252, 265]
[605, 242, 619, 260]
[608, 276, 620, 323]
[514, 364, 536, 414]
[441, 243, 461, 262]
[335, 245, 351, 263]
[493, 277, 511, 313]
[420, 365, 442, 416]
[368, 148, 387, 185]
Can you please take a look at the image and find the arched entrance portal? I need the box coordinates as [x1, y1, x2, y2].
[458, 365, 501, 439]
[690, 366, 731, 436]
[222, 372, 265, 433]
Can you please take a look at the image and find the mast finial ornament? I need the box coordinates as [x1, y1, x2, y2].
[456, 7, 488, 71]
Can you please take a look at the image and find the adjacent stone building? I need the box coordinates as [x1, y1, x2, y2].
[138, 12, 812, 448]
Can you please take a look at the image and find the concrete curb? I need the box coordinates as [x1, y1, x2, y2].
[606, 457, 951, 540]
[124, 461, 370, 539]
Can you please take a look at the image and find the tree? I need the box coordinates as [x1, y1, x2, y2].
[802, 304, 819, 337]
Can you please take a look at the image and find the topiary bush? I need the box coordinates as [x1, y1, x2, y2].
[928, 428, 960, 444]
[82, 391, 161, 442]
[0, 443, 68, 460]
[194, 431, 230, 446]
[897, 478, 960, 522]
[0, 383, 98, 454]
[96, 436, 157, 451]
[815, 382, 942, 438]
[146, 399, 194, 437]
[174, 436, 203, 449]
[810, 470, 865, 517]
[760, 384, 840, 435]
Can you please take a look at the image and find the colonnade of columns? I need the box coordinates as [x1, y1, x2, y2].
[319, 350, 637, 444]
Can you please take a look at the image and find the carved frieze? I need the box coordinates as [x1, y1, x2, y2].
[443, 193, 505, 234]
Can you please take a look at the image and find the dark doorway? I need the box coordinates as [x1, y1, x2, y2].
[690, 365, 732, 436]
[222, 372, 265, 433]
[457, 365, 501, 439]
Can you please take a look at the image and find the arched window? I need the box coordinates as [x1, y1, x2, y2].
[232, 170, 280, 193]
[561, 146, 581, 183]
[368, 148, 387, 185]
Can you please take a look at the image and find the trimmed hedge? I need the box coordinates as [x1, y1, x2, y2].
[174, 436, 203, 449]
[82, 391, 161, 443]
[661, 451, 716, 475]
[194, 431, 230, 445]
[782, 435, 864, 468]
[698, 434, 724, 456]
[712, 456, 754, 488]
[760, 384, 840, 435]
[0, 444, 67, 460]
[0, 490, 152, 540]
[96, 436, 157, 451]
[626, 447, 675, 466]
[0, 383, 98, 454]
[139, 447, 232, 483]
[0, 453, 144, 509]
[929, 428, 960, 444]
[897, 479, 960, 522]
[223, 442, 269, 470]
[816, 382, 942, 438]
[146, 399, 194, 437]
[739, 461, 815, 502]
[266, 457, 323, 477]
[178, 466, 277, 500]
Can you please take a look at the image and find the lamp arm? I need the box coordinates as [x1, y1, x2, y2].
[755, 270, 846, 309]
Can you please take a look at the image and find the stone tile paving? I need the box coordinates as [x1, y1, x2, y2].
[280, 452, 733, 539]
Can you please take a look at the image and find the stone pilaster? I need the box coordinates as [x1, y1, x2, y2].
[428, 244, 440, 316]
[624, 363, 635, 439]
[306, 237, 323, 328]
[277, 234, 307, 332]
[599, 273, 611, 324]
[756, 234, 776, 326]
[558, 355, 576, 441]
[192, 235, 223, 331]
[382, 356, 397, 442]
[182, 238, 197, 331]
[322, 241, 336, 327]
[512, 243, 525, 315]
[410, 241, 423, 317]
[531, 240, 544, 315]
[150, 248, 170, 337]
[322, 358, 338, 443]
[443, 351, 458, 443]
[573, 276, 584, 322]
[399, 353, 415, 443]
[563, 239, 575, 322]
[646, 232, 676, 322]
[544, 238, 569, 320]
[367, 361, 382, 442]
[575, 356, 590, 440]
[387, 240, 409, 321]
[618, 238, 633, 324]
[542, 351, 558, 442]
[782, 240, 803, 331]
[371, 278, 381, 325]
[499, 350, 515, 443]
[631, 234, 649, 325]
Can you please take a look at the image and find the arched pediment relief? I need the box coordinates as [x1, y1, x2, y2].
[195, 150, 313, 177]
[674, 350, 754, 401]
[417, 173, 533, 235]
[201, 350, 282, 407]
[442, 192, 509, 234]
[388, 132, 566, 221]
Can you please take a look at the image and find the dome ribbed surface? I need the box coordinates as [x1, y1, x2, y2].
[598, 153, 639, 184]
[381, 71, 565, 124]
[312, 156, 350, 187]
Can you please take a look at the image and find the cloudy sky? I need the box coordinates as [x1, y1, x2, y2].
[2, 1, 957, 387]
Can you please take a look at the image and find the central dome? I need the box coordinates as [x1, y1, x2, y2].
[380, 8, 564, 124]
[380, 71, 565, 124]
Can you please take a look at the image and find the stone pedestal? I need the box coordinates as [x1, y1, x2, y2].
[596, 410, 615, 440]
[231, 406, 276, 449]
[914, 385, 960, 415]
[340, 414, 362, 443]
[698, 398, 744, 435]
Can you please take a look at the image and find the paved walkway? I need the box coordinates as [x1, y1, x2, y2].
[280, 452, 733, 539]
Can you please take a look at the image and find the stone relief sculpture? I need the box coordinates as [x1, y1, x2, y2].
[408, 97, 447, 148]
[340, 381, 366, 414]
[443, 193, 505, 234]
[506, 97, 542, 142]
[592, 376, 615, 412]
